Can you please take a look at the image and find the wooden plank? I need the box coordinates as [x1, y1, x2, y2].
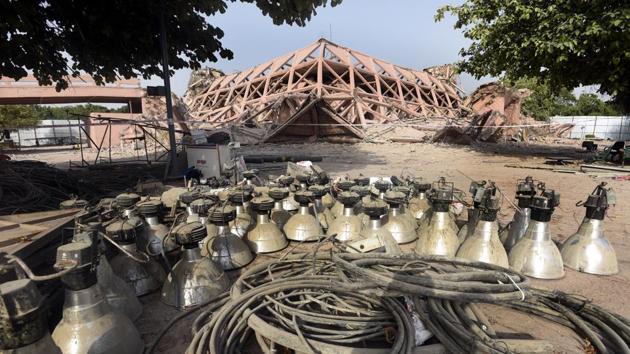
[325, 43, 352, 65]
[581, 164, 630, 173]
[0, 209, 79, 225]
[0, 221, 47, 242]
[0, 209, 79, 257]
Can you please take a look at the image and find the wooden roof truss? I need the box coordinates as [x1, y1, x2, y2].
[184, 39, 463, 135]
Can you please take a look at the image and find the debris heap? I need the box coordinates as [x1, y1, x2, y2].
[434, 82, 575, 144]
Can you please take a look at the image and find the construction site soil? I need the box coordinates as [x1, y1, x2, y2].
[9, 140, 629, 353]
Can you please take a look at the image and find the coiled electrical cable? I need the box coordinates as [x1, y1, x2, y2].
[189, 278, 414, 354]
[333, 253, 530, 302]
[500, 289, 630, 354]
[188, 253, 413, 354]
[180, 250, 629, 354]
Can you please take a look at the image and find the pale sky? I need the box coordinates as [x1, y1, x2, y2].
[144, 0, 494, 97]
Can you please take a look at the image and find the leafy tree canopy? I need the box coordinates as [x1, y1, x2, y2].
[0, 104, 128, 128]
[437, 1, 630, 111]
[0, 106, 41, 129]
[1, 0, 341, 90]
[506, 77, 623, 121]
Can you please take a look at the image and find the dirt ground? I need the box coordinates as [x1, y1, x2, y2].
[6, 143, 165, 169]
[9, 140, 629, 353]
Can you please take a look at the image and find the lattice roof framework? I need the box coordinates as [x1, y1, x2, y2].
[185, 39, 463, 132]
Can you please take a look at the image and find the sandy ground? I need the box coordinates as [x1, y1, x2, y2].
[8, 140, 629, 353]
[6, 144, 166, 169]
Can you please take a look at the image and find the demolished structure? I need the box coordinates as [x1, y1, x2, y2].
[433, 82, 575, 144]
[184, 39, 465, 143]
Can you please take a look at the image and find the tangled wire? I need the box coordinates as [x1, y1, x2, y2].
[0, 160, 97, 215]
[174, 251, 630, 354]
[0, 160, 164, 215]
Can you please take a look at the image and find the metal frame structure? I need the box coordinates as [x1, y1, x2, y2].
[3, 117, 173, 167]
[185, 39, 463, 138]
[75, 116, 174, 167]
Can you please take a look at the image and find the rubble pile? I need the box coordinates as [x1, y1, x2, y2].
[141, 95, 191, 133]
[434, 82, 575, 144]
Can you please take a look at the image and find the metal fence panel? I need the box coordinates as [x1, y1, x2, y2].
[550, 116, 630, 140]
[15, 119, 84, 147]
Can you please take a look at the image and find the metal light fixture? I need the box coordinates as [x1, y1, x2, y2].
[107, 219, 165, 296]
[247, 196, 289, 253]
[310, 170, 335, 209]
[116, 193, 174, 269]
[295, 173, 311, 191]
[187, 198, 214, 224]
[269, 187, 293, 231]
[500, 176, 536, 251]
[326, 191, 363, 242]
[228, 188, 255, 237]
[94, 250, 143, 322]
[354, 176, 371, 188]
[52, 241, 144, 354]
[415, 178, 461, 257]
[456, 182, 509, 267]
[206, 206, 255, 270]
[457, 180, 487, 240]
[391, 185, 419, 231]
[561, 183, 618, 275]
[179, 190, 202, 223]
[283, 191, 323, 241]
[1, 278, 61, 353]
[331, 179, 357, 217]
[73, 223, 142, 322]
[161, 222, 230, 308]
[115, 193, 151, 248]
[115, 193, 140, 210]
[349, 200, 401, 254]
[509, 187, 564, 279]
[407, 179, 432, 227]
[350, 185, 372, 226]
[242, 169, 259, 186]
[136, 200, 180, 263]
[277, 175, 299, 212]
[382, 191, 417, 244]
[189, 197, 219, 243]
[373, 179, 391, 200]
[308, 185, 334, 231]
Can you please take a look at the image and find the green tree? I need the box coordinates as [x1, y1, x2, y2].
[571, 94, 622, 116]
[1, 0, 341, 90]
[37, 104, 129, 120]
[437, 1, 630, 111]
[507, 77, 571, 121]
[506, 78, 623, 120]
[0, 105, 42, 128]
[0, 104, 131, 128]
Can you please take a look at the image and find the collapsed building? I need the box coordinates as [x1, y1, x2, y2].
[437, 83, 575, 144]
[184, 39, 465, 143]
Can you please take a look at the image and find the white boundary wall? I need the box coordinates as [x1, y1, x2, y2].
[15, 119, 83, 146]
[550, 116, 630, 140]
